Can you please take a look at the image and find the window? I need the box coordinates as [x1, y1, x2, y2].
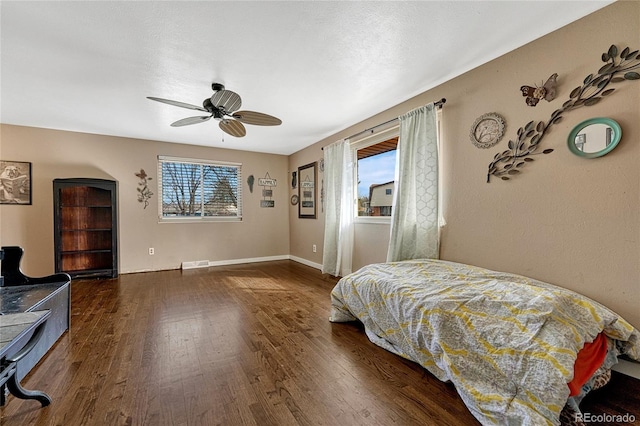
[351, 108, 442, 222]
[353, 128, 398, 218]
[158, 156, 242, 221]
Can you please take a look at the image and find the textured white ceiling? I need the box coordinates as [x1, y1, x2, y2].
[0, 1, 613, 155]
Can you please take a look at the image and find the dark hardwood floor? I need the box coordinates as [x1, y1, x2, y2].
[1, 260, 638, 425]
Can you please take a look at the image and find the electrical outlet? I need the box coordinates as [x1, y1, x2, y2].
[312, 244, 317, 253]
[149, 247, 155, 255]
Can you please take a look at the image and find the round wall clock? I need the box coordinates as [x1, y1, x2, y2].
[290, 194, 299, 205]
[470, 112, 506, 149]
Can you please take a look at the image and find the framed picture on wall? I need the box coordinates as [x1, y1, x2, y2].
[0, 160, 32, 205]
[298, 161, 317, 219]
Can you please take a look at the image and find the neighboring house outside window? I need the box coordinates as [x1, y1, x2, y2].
[157, 156, 242, 222]
[353, 127, 398, 219]
[369, 181, 394, 216]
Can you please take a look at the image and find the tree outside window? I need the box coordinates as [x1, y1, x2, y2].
[158, 157, 242, 221]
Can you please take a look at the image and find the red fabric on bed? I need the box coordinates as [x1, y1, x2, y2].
[568, 332, 608, 396]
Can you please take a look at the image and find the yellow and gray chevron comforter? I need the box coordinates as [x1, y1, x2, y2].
[329, 259, 640, 425]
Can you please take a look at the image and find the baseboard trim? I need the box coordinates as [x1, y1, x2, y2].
[125, 255, 321, 273]
[206, 255, 290, 268]
[288, 255, 323, 271]
[180, 255, 290, 270]
[123, 266, 179, 274]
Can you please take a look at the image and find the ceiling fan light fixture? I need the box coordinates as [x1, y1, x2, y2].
[212, 109, 225, 121]
[148, 82, 280, 139]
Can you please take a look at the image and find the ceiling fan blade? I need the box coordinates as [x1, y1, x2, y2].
[219, 119, 246, 137]
[170, 115, 212, 127]
[232, 110, 282, 126]
[147, 97, 208, 112]
[211, 90, 242, 113]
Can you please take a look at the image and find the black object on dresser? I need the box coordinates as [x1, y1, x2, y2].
[53, 178, 118, 278]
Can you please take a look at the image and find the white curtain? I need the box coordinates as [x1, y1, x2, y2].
[387, 103, 439, 262]
[322, 139, 354, 277]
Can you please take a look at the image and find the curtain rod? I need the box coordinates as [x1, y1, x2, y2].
[322, 98, 446, 149]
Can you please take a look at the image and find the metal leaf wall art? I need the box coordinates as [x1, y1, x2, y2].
[135, 169, 153, 208]
[487, 44, 640, 182]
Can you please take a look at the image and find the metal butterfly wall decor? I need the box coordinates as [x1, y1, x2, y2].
[520, 73, 558, 106]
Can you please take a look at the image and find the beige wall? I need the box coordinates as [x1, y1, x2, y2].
[0, 125, 290, 274]
[288, 148, 326, 267]
[288, 1, 640, 328]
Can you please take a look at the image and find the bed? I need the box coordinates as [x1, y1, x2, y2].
[329, 259, 640, 426]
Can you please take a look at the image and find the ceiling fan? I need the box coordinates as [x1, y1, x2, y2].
[147, 83, 282, 138]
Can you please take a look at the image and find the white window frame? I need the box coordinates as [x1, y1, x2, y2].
[351, 125, 399, 224]
[350, 108, 444, 226]
[157, 155, 242, 223]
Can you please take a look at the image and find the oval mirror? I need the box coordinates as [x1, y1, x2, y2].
[568, 117, 621, 158]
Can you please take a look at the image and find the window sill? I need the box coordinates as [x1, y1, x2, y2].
[158, 217, 242, 224]
[354, 216, 391, 225]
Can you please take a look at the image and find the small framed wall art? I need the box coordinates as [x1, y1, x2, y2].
[298, 161, 317, 219]
[0, 160, 32, 205]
